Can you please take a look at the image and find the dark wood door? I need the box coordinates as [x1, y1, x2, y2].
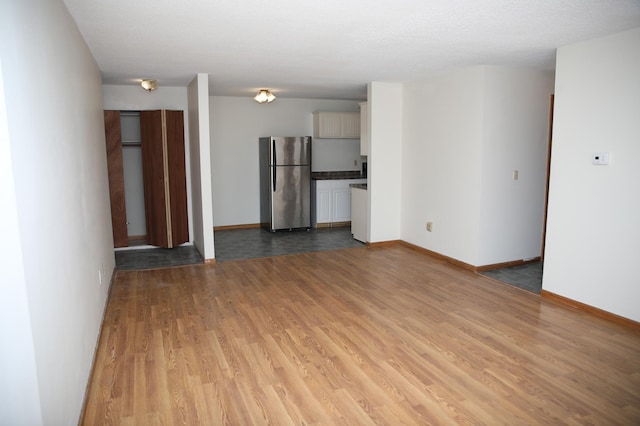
[140, 110, 168, 247]
[140, 110, 189, 248]
[104, 110, 128, 248]
[164, 110, 189, 246]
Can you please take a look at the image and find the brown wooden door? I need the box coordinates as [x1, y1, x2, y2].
[104, 110, 129, 248]
[140, 110, 189, 248]
[140, 110, 168, 247]
[164, 110, 189, 246]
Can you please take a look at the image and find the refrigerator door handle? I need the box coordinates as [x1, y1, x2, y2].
[272, 139, 276, 166]
[272, 139, 277, 192]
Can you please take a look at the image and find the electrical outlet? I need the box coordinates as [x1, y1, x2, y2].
[354, 159, 358, 166]
[513, 170, 519, 180]
[426, 222, 433, 232]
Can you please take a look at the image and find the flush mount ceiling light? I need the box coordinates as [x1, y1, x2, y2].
[254, 89, 276, 103]
[141, 79, 158, 92]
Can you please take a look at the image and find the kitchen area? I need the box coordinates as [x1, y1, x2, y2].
[211, 98, 370, 261]
[310, 106, 369, 243]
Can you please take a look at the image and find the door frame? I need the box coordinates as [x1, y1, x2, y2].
[540, 94, 554, 261]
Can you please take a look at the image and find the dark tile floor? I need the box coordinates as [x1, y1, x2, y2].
[115, 245, 203, 270]
[214, 227, 365, 261]
[480, 262, 543, 294]
[115, 227, 364, 270]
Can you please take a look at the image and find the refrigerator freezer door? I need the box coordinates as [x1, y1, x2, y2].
[271, 137, 311, 166]
[270, 165, 311, 230]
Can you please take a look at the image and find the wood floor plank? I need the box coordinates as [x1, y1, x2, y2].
[82, 245, 640, 424]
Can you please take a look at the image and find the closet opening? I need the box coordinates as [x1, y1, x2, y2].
[120, 111, 147, 246]
[105, 109, 189, 250]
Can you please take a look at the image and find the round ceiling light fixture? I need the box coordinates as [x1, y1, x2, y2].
[141, 79, 158, 92]
[254, 89, 276, 103]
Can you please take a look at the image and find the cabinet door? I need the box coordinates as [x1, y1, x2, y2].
[104, 110, 129, 248]
[315, 181, 332, 224]
[333, 186, 352, 222]
[341, 112, 361, 138]
[318, 112, 343, 138]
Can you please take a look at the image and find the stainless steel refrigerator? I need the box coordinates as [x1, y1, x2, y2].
[259, 136, 312, 231]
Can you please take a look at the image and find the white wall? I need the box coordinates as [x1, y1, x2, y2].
[103, 84, 195, 245]
[477, 67, 555, 265]
[0, 57, 42, 425]
[0, 0, 114, 423]
[543, 27, 640, 322]
[401, 66, 554, 266]
[401, 69, 485, 263]
[369, 82, 403, 243]
[209, 96, 361, 227]
[187, 74, 215, 259]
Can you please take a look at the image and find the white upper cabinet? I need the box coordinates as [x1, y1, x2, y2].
[314, 112, 342, 138]
[313, 112, 360, 139]
[341, 113, 360, 138]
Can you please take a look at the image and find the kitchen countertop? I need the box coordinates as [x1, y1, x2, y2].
[311, 171, 366, 180]
[350, 183, 367, 190]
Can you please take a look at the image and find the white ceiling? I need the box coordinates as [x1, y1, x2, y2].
[63, 0, 640, 100]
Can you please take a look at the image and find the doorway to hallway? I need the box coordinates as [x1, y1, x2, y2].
[480, 262, 543, 294]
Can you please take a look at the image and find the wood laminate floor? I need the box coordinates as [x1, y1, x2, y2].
[82, 244, 640, 425]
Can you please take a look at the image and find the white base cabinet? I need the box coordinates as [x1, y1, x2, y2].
[351, 187, 367, 242]
[315, 181, 333, 224]
[313, 179, 366, 226]
[333, 187, 352, 222]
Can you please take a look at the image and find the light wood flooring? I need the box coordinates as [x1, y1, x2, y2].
[82, 244, 640, 424]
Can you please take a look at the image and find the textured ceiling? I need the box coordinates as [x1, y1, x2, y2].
[63, 0, 640, 100]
